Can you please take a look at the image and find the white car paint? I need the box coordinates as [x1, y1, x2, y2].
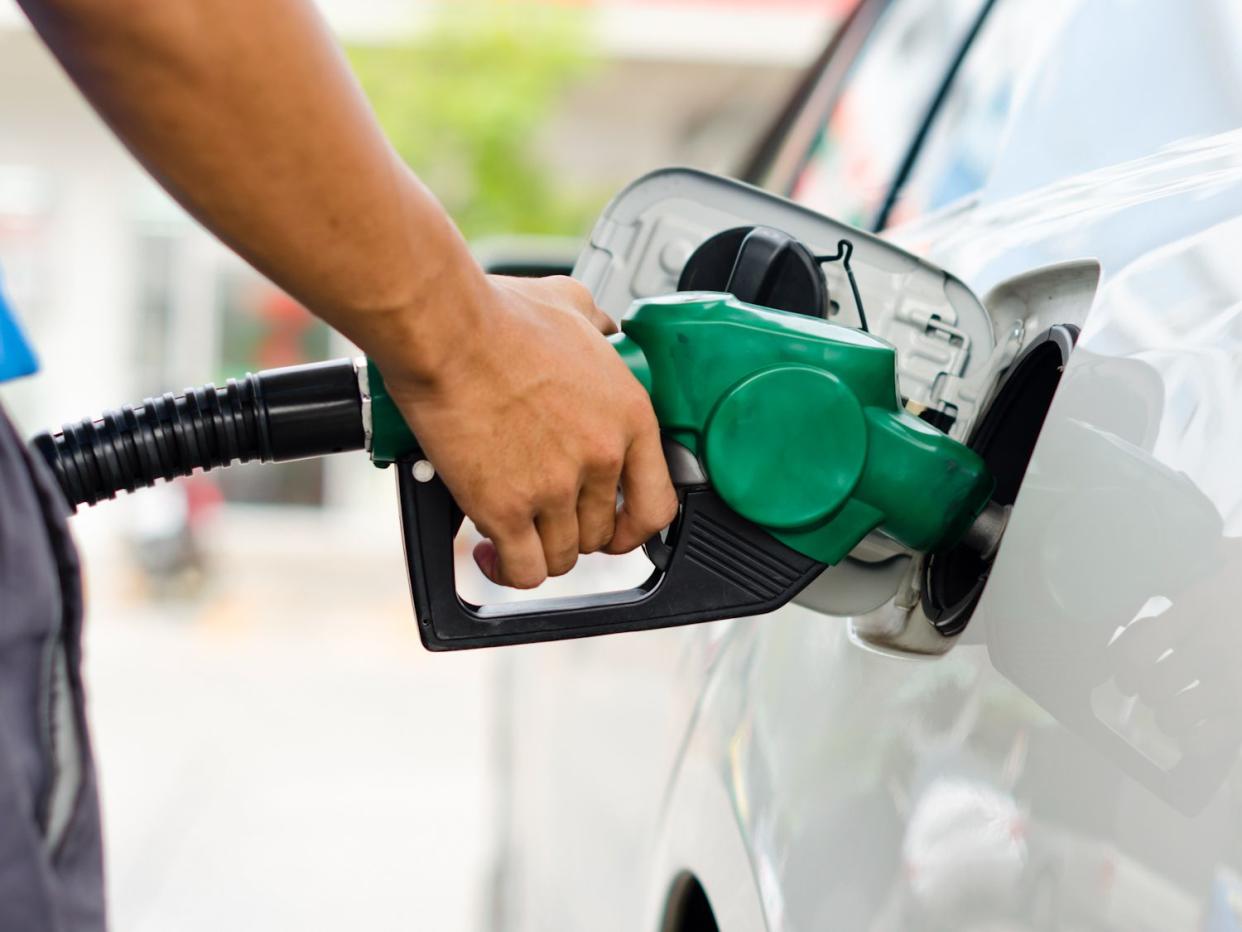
[495, 1, 1242, 929]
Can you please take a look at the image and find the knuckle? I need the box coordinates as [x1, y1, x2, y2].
[580, 532, 611, 555]
[553, 275, 590, 302]
[578, 509, 616, 554]
[658, 492, 679, 524]
[504, 567, 545, 590]
[587, 442, 625, 475]
[624, 391, 653, 419]
[642, 494, 678, 532]
[628, 403, 660, 435]
[547, 549, 579, 577]
[577, 523, 609, 553]
[492, 501, 532, 533]
[537, 473, 580, 508]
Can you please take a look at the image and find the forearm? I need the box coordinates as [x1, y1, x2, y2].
[18, 0, 484, 374]
[19, 0, 678, 585]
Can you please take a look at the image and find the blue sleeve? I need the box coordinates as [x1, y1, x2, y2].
[0, 275, 38, 383]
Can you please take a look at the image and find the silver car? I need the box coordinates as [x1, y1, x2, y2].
[490, 1, 1242, 929]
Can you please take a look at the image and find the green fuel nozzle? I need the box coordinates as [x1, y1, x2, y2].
[369, 291, 996, 567]
[617, 293, 995, 562]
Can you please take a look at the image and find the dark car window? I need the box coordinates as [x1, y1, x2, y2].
[786, 0, 991, 230]
[883, 0, 1079, 227]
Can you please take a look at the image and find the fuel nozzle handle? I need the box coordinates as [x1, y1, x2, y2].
[376, 291, 1002, 651]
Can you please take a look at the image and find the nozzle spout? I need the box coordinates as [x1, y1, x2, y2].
[959, 501, 1010, 562]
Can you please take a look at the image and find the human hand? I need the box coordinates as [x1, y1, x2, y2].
[376, 274, 678, 589]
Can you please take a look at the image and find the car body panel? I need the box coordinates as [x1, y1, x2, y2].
[498, 1, 1242, 929]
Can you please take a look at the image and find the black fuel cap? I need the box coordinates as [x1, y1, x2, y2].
[678, 225, 829, 318]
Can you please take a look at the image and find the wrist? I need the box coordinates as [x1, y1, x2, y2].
[369, 258, 489, 384]
[344, 202, 490, 388]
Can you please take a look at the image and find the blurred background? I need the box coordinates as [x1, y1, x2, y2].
[0, 1, 846, 928]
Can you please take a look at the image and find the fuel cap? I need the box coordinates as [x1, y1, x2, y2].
[678, 225, 829, 318]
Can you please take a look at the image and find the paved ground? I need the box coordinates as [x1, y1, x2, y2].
[77, 511, 496, 932]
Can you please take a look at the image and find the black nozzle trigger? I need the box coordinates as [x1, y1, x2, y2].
[395, 445, 826, 651]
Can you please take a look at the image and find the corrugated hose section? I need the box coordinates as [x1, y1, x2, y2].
[31, 358, 366, 511]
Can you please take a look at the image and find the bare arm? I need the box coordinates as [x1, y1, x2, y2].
[19, 0, 676, 586]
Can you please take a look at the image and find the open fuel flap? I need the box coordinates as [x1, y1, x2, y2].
[847, 260, 1101, 654]
[576, 169, 1101, 653]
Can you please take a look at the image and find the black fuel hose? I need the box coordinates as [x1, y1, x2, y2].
[32, 358, 366, 512]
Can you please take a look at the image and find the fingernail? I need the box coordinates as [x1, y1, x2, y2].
[473, 540, 498, 580]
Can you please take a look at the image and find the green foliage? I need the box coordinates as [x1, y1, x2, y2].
[348, 3, 601, 240]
